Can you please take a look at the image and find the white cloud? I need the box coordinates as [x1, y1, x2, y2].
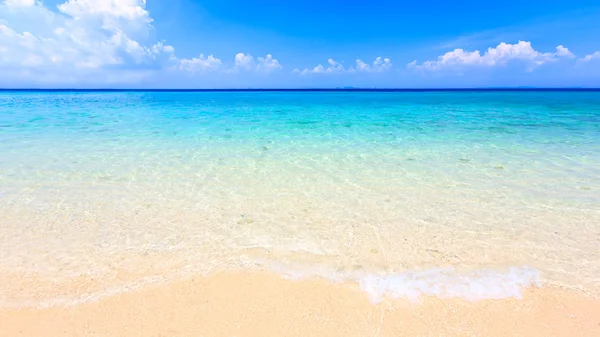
[296, 58, 355, 75]
[0, 0, 174, 81]
[256, 54, 282, 72]
[356, 57, 392, 72]
[579, 51, 600, 62]
[232, 53, 282, 72]
[177, 54, 222, 73]
[302, 64, 323, 75]
[297, 57, 392, 75]
[3, 0, 36, 6]
[151, 41, 174, 54]
[0, 0, 281, 85]
[57, 0, 151, 22]
[234, 53, 254, 70]
[555, 45, 575, 58]
[324, 58, 347, 73]
[409, 41, 575, 71]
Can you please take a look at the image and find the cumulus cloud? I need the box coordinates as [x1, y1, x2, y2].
[177, 54, 222, 73]
[555, 45, 575, 58]
[0, 0, 281, 84]
[295, 57, 392, 75]
[256, 54, 282, 72]
[356, 57, 392, 72]
[322, 59, 347, 73]
[0, 0, 174, 81]
[232, 53, 282, 72]
[57, 0, 152, 24]
[4, 0, 36, 6]
[409, 41, 575, 71]
[294, 58, 350, 75]
[234, 53, 254, 70]
[579, 51, 600, 62]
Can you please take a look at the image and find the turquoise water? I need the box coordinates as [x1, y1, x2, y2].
[1, 91, 599, 306]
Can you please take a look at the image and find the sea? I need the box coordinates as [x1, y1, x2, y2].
[1, 90, 599, 307]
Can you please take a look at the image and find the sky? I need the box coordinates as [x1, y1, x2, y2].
[1, 0, 600, 88]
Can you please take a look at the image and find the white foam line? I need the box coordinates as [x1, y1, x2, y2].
[263, 261, 541, 304]
[0, 274, 175, 309]
[358, 267, 540, 303]
[1, 262, 541, 309]
[0, 260, 253, 309]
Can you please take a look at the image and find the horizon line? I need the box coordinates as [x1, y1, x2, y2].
[1, 87, 600, 92]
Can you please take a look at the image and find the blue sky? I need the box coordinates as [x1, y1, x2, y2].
[1, 0, 600, 88]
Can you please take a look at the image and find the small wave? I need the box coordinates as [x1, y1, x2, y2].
[0, 262, 540, 309]
[264, 261, 540, 303]
[358, 267, 540, 303]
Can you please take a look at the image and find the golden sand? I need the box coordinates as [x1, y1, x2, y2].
[1, 272, 599, 336]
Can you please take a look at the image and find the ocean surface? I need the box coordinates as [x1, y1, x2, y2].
[1, 90, 599, 307]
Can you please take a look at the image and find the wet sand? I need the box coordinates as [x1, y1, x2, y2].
[1, 271, 599, 336]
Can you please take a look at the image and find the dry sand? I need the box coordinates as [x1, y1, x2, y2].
[1, 271, 599, 336]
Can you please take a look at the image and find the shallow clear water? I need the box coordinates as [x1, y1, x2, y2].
[1, 91, 599, 306]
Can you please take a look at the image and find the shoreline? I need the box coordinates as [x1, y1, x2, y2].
[1, 271, 599, 336]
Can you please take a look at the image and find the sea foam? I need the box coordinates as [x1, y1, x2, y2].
[266, 261, 540, 303]
[0, 260, 541, 309]
[358, 267, 540, 303]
